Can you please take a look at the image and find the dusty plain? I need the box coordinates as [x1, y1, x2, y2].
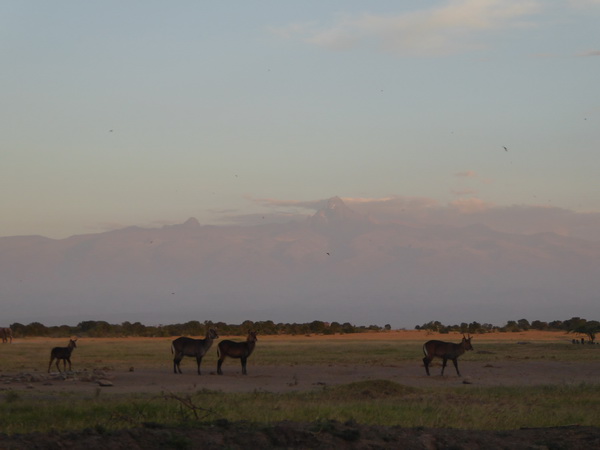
[1, 330, 598, 394]
[1, 330, 599, 449]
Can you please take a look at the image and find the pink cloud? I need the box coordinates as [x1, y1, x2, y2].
[578, 49, 600, 57]
[240, 196, 600, 242]
[455, 170, 478, 178]
[449, 198, 492, 213]
[451, 188, 478, 196]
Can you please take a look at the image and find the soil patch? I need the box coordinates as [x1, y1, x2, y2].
[1, 421, 598, 449]
[2, 358, 598, 395]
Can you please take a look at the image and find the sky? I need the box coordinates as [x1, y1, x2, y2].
[2, 0, 600, 240]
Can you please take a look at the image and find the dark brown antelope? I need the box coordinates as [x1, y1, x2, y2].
[1, 327, 12, 344]
[48, 338, 78, 373]
[172, 328, 219, 375]
[217, 331, 257, 375]
[422, 334, 473, 376]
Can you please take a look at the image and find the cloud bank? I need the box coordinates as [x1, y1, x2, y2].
[240, 196, 600, 242]
[275, 0, 541, 56]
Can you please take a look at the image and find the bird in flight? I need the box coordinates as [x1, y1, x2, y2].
[503, 146, 508, 151]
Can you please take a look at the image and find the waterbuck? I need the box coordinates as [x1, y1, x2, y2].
[48, 338, 78, 373]
[172, 328, 219, 375]
[422, 334, 473, 377]
[1, 327, 12, 344]
[217, 331, 257, 375]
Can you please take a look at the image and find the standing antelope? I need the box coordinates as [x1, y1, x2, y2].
[172, 328, 219, 375]
[217, 331, 257, 375]
[1, 327, 12, 344]
[422, 334, 473, 377]
[48, 338, 78, 373]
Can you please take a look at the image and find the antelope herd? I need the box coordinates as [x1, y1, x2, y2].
[2, 327, 592, 378]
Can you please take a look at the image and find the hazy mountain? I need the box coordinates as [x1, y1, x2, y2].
[1, 198, 599, 327]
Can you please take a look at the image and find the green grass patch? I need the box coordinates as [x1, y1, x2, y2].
[1, 381, 598, 435]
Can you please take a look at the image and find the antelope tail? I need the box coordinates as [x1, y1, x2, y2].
[422, 343, 428, 357]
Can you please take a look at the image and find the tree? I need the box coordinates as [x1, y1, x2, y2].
[467, 321, 483, 334]
[563, 317, 586, 331]
[517, 319, 530, 331]
[25, 322, 48, 336]
[548, 320, 563, 330]
[503, 321, 520, 332]
[309, 320, 327, 334]
[569, 320, 600, 343]
[531, 320, 548, 331]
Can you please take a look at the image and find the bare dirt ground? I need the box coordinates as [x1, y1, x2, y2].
[1, 331, 599, 449]
[4, 359, 598, 396]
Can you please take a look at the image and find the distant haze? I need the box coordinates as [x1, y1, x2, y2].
[1, 198, 598, 328]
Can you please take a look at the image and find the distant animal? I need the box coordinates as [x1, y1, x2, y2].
[217, 331, 258, 375]
[1, 327, 12, 344]
[422, 334, 473, 377]
[48, 338, 78, 373]
[171, 328, 219, 375]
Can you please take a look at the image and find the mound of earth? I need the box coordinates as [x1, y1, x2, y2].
[0, 421, 598, 449]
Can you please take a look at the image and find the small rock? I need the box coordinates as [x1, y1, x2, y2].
[97, 379, 113, 387]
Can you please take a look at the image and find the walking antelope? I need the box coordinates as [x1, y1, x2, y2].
[48, 338, 78, 373]
[422, 334, 473, 376]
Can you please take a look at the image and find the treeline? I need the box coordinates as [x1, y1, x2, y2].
[8, 320, 389, 338]
[415, 317, 599, 341]
[7, 316, 598, 340]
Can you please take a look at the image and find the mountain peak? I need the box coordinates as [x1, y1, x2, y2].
[182, 217, 200, 228]
[325, 196, 345, 210]
[309, 197, 367, 226]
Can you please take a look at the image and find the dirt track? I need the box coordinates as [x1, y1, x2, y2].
[4, 359, 599, 395]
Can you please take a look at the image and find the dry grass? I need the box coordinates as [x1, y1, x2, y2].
[0, 330, 593, 373]
[0, 331, 598, 435]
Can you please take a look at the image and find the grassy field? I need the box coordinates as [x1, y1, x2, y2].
[1, 381, 597, 435]
[0, 331, 599, 435]
[2, 330, 598, 372]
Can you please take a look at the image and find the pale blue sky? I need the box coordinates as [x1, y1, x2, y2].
[2, 0, 599, 239]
